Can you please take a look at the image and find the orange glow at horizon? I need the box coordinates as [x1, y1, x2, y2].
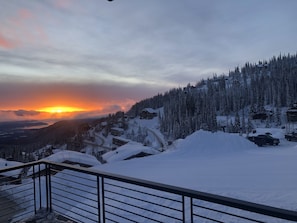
[37, 106, 86, 114]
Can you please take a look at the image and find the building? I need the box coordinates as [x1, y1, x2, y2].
[112, 137, 129, 147]
[140, 108, 157, 119]
[287, 103, 297, 122]
[110, 127, 124, 136]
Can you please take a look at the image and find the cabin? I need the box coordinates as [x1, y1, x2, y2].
[287, 103, 297, 122]
[251, 112, 268, 120]
[26, 151, 101, 177]
[102, 141, 158, 163]
[110, 127, 124, 136]
[112, 137, 129, 147]
[140, 108, 157, 119]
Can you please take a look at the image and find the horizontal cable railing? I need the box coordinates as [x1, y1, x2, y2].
[1, 160, 297, 222]
[0, 161, 48, 222]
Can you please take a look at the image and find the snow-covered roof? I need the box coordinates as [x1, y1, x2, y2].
[101, 121, 107, 126]
[111, 127, 124, 132]
[287, 108, 297, 112]
[142, 108, 157, 113]
[0, 158, 23, 178]
[102, 142, 159, 163]
[27, 150, 101, 175]
[44, 150, 101, 166]
[113, 136, 129, 142]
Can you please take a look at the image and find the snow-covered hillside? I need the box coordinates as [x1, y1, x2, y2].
[95, 130, 297, 211]
[2, 127, 297, 222]
[78, 110, 297, 211]
[2, 110, 297, 222]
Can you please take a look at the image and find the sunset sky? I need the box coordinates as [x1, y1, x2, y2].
[0, 0, 297, 122]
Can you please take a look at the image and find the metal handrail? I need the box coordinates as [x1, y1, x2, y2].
[1, 160, 297, 222]
[46, 160, 297, 221]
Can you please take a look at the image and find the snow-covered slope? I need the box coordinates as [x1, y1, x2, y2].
[0, 159, 23, 177]
[95, 130, 297, 211]
[3, 129, 297, 222]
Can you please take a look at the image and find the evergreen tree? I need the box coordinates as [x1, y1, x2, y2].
[127, 53, 297, 140]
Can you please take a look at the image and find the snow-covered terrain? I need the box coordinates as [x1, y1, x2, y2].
[0, 159, 23, 177]
[95, 130, 297, 212]
[2, 114, 297, 222]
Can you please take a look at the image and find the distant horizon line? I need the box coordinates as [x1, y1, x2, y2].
[0, 108, 117, 124]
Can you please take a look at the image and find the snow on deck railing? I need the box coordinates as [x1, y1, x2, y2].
[1, 160, 297, 223]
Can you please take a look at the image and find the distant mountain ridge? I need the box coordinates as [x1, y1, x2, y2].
[0, 120, 48, 131]
[0, 119, 92, 160]
[127, 53, 297, 139]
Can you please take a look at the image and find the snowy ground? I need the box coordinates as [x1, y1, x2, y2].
[2, 127, 297, 222]
[0, 159, 23, 177]
[95, 130, 297, 211]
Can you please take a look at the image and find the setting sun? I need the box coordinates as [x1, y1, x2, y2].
[38, 106, 85, 114]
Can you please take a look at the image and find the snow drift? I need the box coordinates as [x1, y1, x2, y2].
[96, 130, 297, 211]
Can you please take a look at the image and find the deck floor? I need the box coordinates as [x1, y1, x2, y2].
[22, 209, 76, 223]
[0, 193, 20, 223]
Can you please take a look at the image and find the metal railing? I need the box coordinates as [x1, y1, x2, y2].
[1, 160, 297, 222]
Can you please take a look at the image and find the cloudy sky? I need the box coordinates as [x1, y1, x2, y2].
[0, 0, 297, 121]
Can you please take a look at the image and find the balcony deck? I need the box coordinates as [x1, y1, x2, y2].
[21, 209, 76, 223]
[1, 160, 297, 223]
[0, 194, 19, 222]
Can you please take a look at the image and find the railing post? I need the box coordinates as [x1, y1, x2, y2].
[101, 177, 106, 223]
[97, 176, 101, 223]
[190, 198, 193, 223]
[48, 163, 52, 212]
[182, 195, 185, 223]
[46, 163, 49, 211]
[38, 163, 41, 210]
[33, 165, 37, 214]
[45, 162, 52, 212]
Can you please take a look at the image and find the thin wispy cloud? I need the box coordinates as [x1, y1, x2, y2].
[14, 110, 40, 117]
[0, 33, 17, 49]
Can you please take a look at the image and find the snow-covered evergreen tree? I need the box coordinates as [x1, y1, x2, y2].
[127, 53, 297, 140]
